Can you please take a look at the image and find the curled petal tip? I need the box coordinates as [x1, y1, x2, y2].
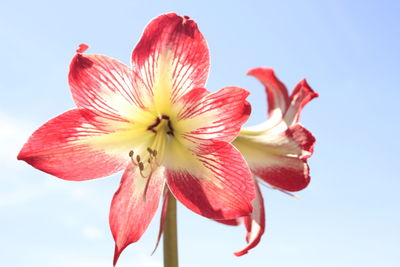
[182, 15, 192, 24]
[16, 150, 24, 161]
[234, 250, 248, 257]
[76, 43, 89, 54]
[300, 78, 319, 98]
[246, 67, 274, 76]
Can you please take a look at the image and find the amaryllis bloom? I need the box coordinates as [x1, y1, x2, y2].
[17, 13, 255, 264]
[228, 68, 318, 255]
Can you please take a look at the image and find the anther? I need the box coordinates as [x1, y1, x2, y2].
[138, 162, 144, 171]
[129, 150, 134, 157]
[136, 155, 141, 163]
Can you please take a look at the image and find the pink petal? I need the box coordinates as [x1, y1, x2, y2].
[247, 68, 289, 124]
[69, 53, 148, 128]
[215, 218, 242, 226]
[235, 181, 265, 256]
[284, 79, 319, 126]
[152, 189, 169, 255]
[166, 141, 255, 220]
[176, 87, 210, 118]
[288, 124, 316, 158]
[17, 109, 127, 180]
[110, 165, 165, 265]
[254, 157, 310, 192]
[131, 13, 209, 102]
[76, 43, 89, 53]
[178, 87, 251, 143]
[234, 123, 315, 192]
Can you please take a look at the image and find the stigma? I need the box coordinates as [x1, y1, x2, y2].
[147, 114, 174, 136]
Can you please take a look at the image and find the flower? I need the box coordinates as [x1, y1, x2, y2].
[17, 13, 255, 264]
[228, 68, 318, 255]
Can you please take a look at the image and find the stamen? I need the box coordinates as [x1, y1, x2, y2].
[147, 147, 160, 166]
[137, 161, 148, 179]
[127, 147, 162, 201]
[142, 172, 153, 202]
[129, 150, 137, 166]
[138, 162, 144, 171]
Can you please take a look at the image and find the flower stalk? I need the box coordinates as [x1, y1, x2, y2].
[163, 191, 178, 267]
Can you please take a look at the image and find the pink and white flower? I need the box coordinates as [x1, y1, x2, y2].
[18, 13, 255, 264]
[231, 68, 318, 256]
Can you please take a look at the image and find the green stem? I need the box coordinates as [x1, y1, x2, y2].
[163, 191, 178, 267]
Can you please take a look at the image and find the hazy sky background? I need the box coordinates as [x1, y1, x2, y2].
[1, 1, 399, 267]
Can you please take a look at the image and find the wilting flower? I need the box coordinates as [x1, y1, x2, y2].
[18, 13, 255, 264]
[228, 68, 318, 255]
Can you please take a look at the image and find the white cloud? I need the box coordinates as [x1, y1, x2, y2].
[0, 183, 46, 207]
[134, 257, 162, 267]
[69, 186, 89, 200]
[62, 215, 80, 227]
[0, 178, 59, 207]
[82, 225, 103, 240]
[53, 253, 162, 267]
[0, 112, 33, 166]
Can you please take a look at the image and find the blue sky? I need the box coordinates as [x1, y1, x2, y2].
[1, 0, 399, 266]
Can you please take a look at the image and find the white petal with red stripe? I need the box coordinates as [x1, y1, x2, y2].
[131, 13, 209, 112]
[175, 86, 251, 144]
[17, 109, 129, 180]
[110, 165, 165, 265]
[235, 181, 265, 256]
[165, 140, 255, 220]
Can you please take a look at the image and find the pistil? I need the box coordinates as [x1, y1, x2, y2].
[147, 114, 174, 136]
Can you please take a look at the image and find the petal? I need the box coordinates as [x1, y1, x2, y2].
[69, 53, 151, 128]
[214, 218, 243, 226]
[288, 124, 316, 157]
[110, 165, 165, 265]
[152, 189, 169, 255]
[254, 159, 310, 192]
[131, 13, 210, 105]
[165, 140, 255, 220]
[176, 87, 251, 143]
[233, 125, 315, 192]
[247, 68, 290, 125]
[284, 79, 319, 126]
[17, 109, 127, 180]
[235, 181, 265, 256]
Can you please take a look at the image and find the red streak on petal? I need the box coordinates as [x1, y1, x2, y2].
[76, 43, 89, 53]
